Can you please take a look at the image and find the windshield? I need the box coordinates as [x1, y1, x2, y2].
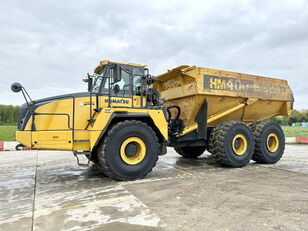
[91, 65, 107, 93]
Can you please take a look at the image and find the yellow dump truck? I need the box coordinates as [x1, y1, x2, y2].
[12, 61, 293, 180]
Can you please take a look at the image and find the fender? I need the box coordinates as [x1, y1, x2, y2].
[93, 111, 168, 148]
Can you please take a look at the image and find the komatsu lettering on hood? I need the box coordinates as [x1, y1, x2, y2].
[105, 98, 129, 104]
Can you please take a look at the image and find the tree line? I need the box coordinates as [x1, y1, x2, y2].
[0, 104, 307, 126]
[269, 109, 308, 126]
[0, 105, 20, 125]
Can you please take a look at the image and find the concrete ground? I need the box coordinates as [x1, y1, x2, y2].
[0, 145, 307, 231]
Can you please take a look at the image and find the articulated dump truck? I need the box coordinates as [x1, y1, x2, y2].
[12, 60, 294, 180]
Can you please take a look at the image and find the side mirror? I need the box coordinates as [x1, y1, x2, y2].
[11, 83, 23, 93]
[83, 74, 93, 92]
[82, 76, 89, 83]
[113, 65, 121, 83]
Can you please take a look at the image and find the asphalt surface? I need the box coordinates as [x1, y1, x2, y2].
[0, 145, 307, 231]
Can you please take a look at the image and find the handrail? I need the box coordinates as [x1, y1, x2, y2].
[32, 113, 71, 130]
[31, 95, 76, 141]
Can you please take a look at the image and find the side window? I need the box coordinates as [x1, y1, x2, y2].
[118, 69, 130, 91]
[102, 77, 109, 89]
[111, 66, 132, 96]
[132, 67, 144, 94]
[132, 67, 143, 76]
[133, 76, 141, 92]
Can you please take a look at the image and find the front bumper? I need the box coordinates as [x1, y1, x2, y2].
[16, 131, 32, 148]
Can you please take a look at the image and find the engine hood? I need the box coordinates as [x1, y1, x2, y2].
[33, 92, 90, 105]
[18, 92, 90, 131]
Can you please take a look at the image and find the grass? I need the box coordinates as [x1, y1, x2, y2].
[282, 126, 308, 138]
[0, 125, 307, 141]
[0, 126, 17, 141]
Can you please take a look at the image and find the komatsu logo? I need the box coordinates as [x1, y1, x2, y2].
[105, 99, 129, 104]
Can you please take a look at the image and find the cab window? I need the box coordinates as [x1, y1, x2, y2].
[133, 76, 141, 91]
[132, 67, 143, 76]
[117, 68, 131, 91]
[132, 67, 144, 93]
[96, 64, 144, 96]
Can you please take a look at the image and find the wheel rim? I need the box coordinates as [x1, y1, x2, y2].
[120, 137, 146, 165]
[232, 134, 248, 156]
[266, 133, 279, 153]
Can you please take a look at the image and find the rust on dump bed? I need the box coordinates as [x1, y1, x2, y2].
[154, 65, 294, 128]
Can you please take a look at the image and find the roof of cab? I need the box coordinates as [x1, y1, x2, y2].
[94, 60, 147, 74]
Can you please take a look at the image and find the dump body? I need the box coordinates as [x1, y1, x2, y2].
[154, 65, 294, 129]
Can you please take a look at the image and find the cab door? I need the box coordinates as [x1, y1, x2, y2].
[98, 64, 145, 108]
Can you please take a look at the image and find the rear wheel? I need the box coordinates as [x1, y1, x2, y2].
[97, 120, 159, 180]
[211, 121, 255, 167]
[174, 146, 206, 158]
[207, 124, 223, 153]
[250, 121, 285, 164]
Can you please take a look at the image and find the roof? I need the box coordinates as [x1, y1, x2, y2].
[94, 60, 147, 74]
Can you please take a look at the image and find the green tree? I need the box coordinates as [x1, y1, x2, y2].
[268, 116, 282, 125]
[268, 109, 308, 126]
[0, 104, 20, 125]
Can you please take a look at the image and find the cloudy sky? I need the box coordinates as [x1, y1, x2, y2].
[0, 0, 307, 109]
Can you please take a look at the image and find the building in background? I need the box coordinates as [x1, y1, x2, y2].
[292, 122, 308, 127]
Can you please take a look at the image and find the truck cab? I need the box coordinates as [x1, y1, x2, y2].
[15, 61, 168, 154]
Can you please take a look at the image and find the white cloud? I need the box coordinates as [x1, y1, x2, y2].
[0, 0, 307, 109]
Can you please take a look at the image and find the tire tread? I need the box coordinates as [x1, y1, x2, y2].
[98, 120, 159, 180]
[250, 121, 285, 163]
[210, 121, 254, 167]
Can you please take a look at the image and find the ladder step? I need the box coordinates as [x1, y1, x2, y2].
[73, 139, 90, 142]
[73, 151, 90, 167]
[94, 108, 102, 112]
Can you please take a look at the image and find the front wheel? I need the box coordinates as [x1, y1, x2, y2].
[97, 120, 160, 180]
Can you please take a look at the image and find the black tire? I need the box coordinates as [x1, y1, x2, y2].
[211, 121, 255, 167]
[207, 124, 223, 153]
[174, 146, 206, 158]
[250, 121, 285, 164]
[15, 143, 24, 150]
[97, 120, 159, 180]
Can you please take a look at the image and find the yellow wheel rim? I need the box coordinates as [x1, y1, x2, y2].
[232, 134, 248, 156]
[267, 133, 279, 152]
[120, 137, 146, 165]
